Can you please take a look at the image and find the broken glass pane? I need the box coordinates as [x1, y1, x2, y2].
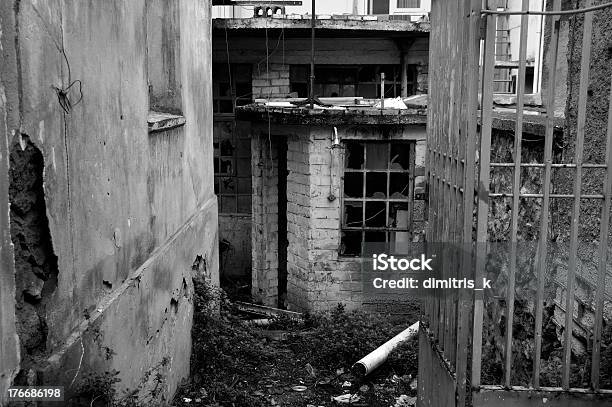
[366, 143, 388, 169]
[365, 201, 386, 227]
[340, 231, 362, 256]
[220, 177, 235, 193]
[366, 172, 387, 198]
[344, 172, 363, 198]
[343, 201, 363, 227]
[221, 139, 235, 156]
[389, 202, 409, 229]
[364, 231, 386, 243]
[220, 158, 234, 175]
[390, 143, 410, 170]
[390, 173, 410, 198]
[345, 142, 364, 169]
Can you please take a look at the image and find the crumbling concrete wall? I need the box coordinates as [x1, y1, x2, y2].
[0, 6, 21, 397]
[0, 0, 217, 404]
[8, 135, 59, 381]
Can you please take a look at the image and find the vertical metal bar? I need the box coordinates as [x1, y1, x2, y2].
[590, 70, 612, 391]
[408, 142, 416, 240]
[456, 0, 481, 403]
[562, 0, 593, 390]
[472, 0, 497, 388]
[381, 72, 385, 109]
[309, 0, 315, 109]
[503, 0, 529, 388]
[533, 0, 561, 389]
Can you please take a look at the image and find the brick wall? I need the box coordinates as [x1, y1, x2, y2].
[286, 135, 313, 311]
[252, 63, 291, 99]
[250, 124, 427, 312]
[251, 132, 279, 305]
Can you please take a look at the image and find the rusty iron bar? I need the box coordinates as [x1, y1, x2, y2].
[455, 0, 481, 400]
[504, 0, 529, 388]
[490, 193, 605, 199]
[590, 69, 612, 391]
[490, 163, 608, 168]
[481, 1, 612, 16]
[309, 0, 315, 109]
[562, 0, 594, 390]
[472, 0, 498, 388]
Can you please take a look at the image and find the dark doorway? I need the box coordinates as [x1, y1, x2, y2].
[277, 139, 288, 309]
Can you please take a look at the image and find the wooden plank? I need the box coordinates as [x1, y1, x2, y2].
[472, 0, 497, 388]
[562, 0, 593, 389]
[533, 0, 562, 389]
[504, 0, 529, 388]
[590, 69, 612, 390]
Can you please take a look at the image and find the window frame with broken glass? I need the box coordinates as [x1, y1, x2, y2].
[340, 140, 416, 257]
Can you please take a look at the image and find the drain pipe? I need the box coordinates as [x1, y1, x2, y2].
[352, 321, 419, 376]
[380, 72, 385, 109]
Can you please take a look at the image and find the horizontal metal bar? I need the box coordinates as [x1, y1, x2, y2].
[482, 2, 612, 16]
[343, 198, 415, 203]
[490, 193, 605, 199]
[478, 384, 612, 395]
[490, 163, 608, 168]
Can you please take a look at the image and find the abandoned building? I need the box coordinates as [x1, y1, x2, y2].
[212, 13, 430, 305]
[237, 102, 428, 311]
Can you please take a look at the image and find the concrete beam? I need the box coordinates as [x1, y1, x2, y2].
[214, 16, 430, 32]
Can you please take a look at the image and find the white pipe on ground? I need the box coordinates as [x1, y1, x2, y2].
[352, 321, 420, 376]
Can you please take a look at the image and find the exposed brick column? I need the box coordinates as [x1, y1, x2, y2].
[251, 133, 279, 305]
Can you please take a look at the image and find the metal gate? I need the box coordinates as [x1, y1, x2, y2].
[420, 0, 612, 406]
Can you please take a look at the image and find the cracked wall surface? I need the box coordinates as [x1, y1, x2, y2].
[9, 135, 59, 383]
[0, 0, 217, 404]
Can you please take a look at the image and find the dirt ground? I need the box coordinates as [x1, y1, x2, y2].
[172, 279, 421, 407]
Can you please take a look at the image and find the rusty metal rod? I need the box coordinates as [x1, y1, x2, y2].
[309, 0, 315, 109]
[482, 1, 612, 15]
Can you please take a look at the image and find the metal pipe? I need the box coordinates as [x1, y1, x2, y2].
[352, 321, 419, 376]
[380, 72, 385, 109]
[309, 0, 315, 109]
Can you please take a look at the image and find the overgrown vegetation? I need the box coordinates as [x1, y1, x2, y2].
[173, 277, 420, 406]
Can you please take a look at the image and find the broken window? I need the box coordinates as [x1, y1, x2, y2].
[213, 64, 252, 114]
[289, 65, 418, 99]
[214, 120, 252, 214]
[340, 141, 415, 256]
